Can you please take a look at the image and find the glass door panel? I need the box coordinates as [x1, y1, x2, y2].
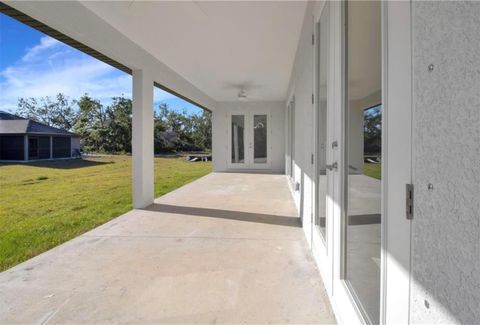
[286, 103, 292, 177]
[253, 114, 267, 164]
[344, 1, 382, 323]
[288, 101, 295, 178]
[231, 115, 245, 164]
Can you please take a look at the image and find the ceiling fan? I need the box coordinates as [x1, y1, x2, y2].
[223, 81, 263, 102]
[237, 89, 248, 102]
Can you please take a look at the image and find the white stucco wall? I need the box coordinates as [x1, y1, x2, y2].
[212, 101, 285, 173]
[410, 2, 480, 323]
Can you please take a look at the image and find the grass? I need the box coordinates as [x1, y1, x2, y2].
[0, 155, 211, 271]
[363, 163, 381, 180]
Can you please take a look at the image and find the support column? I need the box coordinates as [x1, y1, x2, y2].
[24, 135, 28, 161]
[50, 136, 53, 159]
[132, 69, 154, 209]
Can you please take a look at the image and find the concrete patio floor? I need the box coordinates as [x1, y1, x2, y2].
[0, 172, 335, 324]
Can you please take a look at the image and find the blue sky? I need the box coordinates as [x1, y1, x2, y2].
[0, 13, 202, 115]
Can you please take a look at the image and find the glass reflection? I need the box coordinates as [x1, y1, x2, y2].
[253, 114, 267, 164]
[231, 115, 245, 163]
[345, 1, 382, 323]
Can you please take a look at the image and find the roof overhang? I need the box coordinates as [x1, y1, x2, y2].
[3, 1, 308, 108]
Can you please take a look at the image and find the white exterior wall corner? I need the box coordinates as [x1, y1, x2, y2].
[285, 1, 316, 225]
[211, 101, 285, 173]
[411, 2, 480, 324]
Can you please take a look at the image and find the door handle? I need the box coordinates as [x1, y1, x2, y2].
[326, 162, 338, 171]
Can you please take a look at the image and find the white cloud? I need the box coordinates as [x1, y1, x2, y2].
[21, 36, 61, 62]
[0, 36, 132, 111]
[0, 35, 192, 113]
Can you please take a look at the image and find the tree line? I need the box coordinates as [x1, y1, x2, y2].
[16, 93, 212, 154]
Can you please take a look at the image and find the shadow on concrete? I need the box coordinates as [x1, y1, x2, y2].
[144, 203, 301, 228]
[216, 171, 285, 176]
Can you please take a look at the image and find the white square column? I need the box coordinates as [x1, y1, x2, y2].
[24, 135, 28, 161]
[50, 136, 53, 159]
[132, 69, 154, 209]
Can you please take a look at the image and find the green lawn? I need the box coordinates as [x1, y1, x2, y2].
[0, 156, 211, 271]
[363, 163, 381, 180]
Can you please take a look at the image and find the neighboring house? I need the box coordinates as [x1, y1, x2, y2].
[0, 111, 80, 161]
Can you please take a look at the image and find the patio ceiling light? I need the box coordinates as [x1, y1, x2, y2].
[237, 89, 248, 101]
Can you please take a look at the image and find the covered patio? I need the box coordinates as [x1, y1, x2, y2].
[0, 173, 335, 324]
[2, 0, 477, 323]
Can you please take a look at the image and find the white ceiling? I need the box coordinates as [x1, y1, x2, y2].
[81, 1, 307, 102]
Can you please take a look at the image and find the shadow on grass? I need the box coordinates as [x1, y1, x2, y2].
[144, 203, 301, 228]
[0, 158, 113, 169]
[154, 153, 183, 159]
[154, 152, 212, 159]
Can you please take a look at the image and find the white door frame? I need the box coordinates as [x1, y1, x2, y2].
[314, 1, 413, 324]
[286, 92, 296, 184]
[380, 1, 413, 324]
[227, 110, 272, 170]
[328, 2, 364, 323]
[311, 0, 334, 298]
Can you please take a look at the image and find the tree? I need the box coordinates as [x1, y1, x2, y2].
[105, 97, 132, 153]
[363, 105, 382, 155]
[191, 110, 212, 151]
[73, 95, 105, 152]
[17, 93, 76, 130]
[154, 104, 211, 152]
[16, 93, 212, 154]
[154, 106, 169, 153]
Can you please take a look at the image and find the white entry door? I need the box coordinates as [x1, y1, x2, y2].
[228, 111, 271, 170]
[327, 2, 413, 324]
